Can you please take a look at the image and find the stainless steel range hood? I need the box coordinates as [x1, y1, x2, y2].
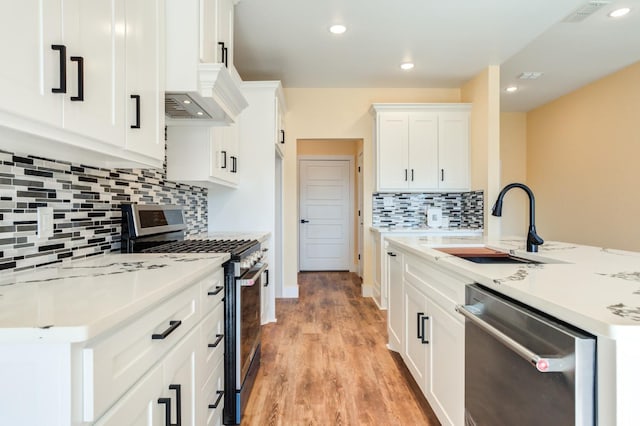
[165, 0, 248, 125]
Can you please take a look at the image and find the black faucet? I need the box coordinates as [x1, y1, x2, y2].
[491, 183, 544, 252]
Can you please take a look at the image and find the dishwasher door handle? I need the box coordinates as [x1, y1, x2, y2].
[456, 304, 571, 373]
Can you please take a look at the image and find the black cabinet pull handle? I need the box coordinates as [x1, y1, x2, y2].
[420, 314, 430, 344]
[208, 285, 223, 296]
[208, 390, 224, 409]
[387, 252, 396, 257]
[404, 169, 408, 181]
[411, 169, 414, 181]
[152, 320, 182, 340]
[230, 156, 237, 173]
[51, 45, 66, 93]
[130, 94, 141, 128]
[217, 42, 227, 67]
[208, 334, 224, 348]
[417, 312, 424, 340]
[70, 56, 84, 101]
[300, 219, 309, 224]
[221, 150, 227, 169]
[280, 129, 285, 144]
[158, 397, 172, 426]
[264, 269, 269, 287]
[441, 168, 444, 182]
[158, 384, 182, 426]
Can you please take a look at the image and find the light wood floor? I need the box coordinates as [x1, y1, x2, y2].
[242, 271, 440, 425]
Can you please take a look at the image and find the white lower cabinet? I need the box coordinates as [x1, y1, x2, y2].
[402, 277, 430, 394]
[427, 297, 464, 426]
[388, 242, 468, 426]
[0, 267, 226, 426]
[387, 249, 404, 352]
[94, 364, 164, 426]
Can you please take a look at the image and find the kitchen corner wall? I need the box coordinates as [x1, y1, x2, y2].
[372, 191, 484, 228]
[0, 147, 208, 273]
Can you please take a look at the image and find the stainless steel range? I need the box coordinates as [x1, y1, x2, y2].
[121, 204, 266, 425]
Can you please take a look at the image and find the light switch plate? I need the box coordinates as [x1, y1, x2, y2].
[37, 207, 54, 240]
[383, 196, 394, 207]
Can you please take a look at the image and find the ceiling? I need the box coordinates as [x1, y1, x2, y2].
[233, 0, 640, 112]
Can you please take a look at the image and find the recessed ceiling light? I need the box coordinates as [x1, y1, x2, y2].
[400, 62, 414, 71]
[196, 111, 204, 116]
[183, 100, 191, 104]
[329, 24, 347, 34]
[505, 86, 518, 93]
[609, 7, 631, 18]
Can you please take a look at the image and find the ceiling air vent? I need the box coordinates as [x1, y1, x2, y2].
[165, 94, 212, 120]
[562, 0, 612, 22]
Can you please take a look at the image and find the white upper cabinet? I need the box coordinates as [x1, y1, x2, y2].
[166, 124, 240, 188]
[274, 91, 287, 157]
[62, 0, 124, 147]
[0, 0, 165, 168]
[124, 0, 165, 160]
[372, 104, 470, 192]
[0, 1, 63, 128]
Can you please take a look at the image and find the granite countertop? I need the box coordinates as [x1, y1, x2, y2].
[0, 252, 229, 343]
[386, 235, 640, 339]
[370, 226, 483, 235]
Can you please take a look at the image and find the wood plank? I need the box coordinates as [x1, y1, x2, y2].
[242, 271, 441, 425]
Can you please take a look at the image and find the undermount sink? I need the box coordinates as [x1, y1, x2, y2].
[435, 246, 542, 264]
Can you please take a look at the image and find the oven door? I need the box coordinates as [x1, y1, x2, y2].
[235, 261, 267, 422]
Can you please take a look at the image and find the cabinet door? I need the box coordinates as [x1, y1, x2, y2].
[0, 0, 62, 127]
[438, 111, 470, 190]
[124, 0, 164, 161]
[274, 95, 286, 157]
[377, 113, 409, 190]
[427, 300, 465, 426]
[216, 0, 234, 66]
[372, 233, 381, 307]
[63, 0, 124, 147]
[94, 365, 164, 426]
[387, 250, 404, 352]
[408, 113, 439, 189]
[162, 328, 198, 426]
[403, 278, 430, 394]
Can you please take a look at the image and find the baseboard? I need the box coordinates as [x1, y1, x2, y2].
[361, 283, 373, 297]
[280, 285, 299, 298]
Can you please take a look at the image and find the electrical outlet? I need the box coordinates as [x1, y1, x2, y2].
[383, 196, 394, 207]
[37, 207, 54, 240]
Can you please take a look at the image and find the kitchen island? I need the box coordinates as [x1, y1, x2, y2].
[386, 234, 640, 426]
[0, 252, 229, 425]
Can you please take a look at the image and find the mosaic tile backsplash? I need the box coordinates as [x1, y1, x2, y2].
[0, 148, 208, 273]
[372, 191, 484, 228]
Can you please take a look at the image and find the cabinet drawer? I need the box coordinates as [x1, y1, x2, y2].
[202, 268, 225, 314]
[82, 283, 201, 421]
[202, 358, 225, 426]
[202, 301, 225, 375]
[405, 254, 468, 316]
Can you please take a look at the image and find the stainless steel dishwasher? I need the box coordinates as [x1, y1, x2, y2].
[457, 284, 596, 426]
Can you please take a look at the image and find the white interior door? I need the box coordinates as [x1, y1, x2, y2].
[299, 159, 351, 271]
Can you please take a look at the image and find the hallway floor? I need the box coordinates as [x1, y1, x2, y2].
[242, 271, 440, 425]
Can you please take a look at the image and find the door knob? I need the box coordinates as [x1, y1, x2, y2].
[300, 219, 309, 223]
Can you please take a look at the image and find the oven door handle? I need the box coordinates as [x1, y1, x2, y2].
[237, 262, 269, 286]
[456, 304, 571, 373]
